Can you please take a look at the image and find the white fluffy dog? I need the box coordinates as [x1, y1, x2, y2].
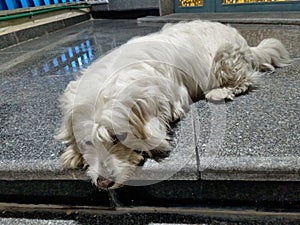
[56, 20, 291, 189]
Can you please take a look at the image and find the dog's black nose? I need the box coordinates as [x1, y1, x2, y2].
[97, 176, 115, 189]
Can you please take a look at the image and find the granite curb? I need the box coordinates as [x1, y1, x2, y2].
[0, 110, 198, 181]
[138, 12, 300, 25]
[0, 13, 91, 50]
[1, 180, 300, 209]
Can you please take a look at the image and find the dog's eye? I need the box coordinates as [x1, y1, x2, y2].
[112, 133, 127, 145]
[85, 141, 93, 146]
[116, 133, 127, 142]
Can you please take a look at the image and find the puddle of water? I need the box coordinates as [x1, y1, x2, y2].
[29, 39, 95, 78]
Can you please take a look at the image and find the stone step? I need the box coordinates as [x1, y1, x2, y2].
[138, 12, 300, 25]
[1, 203, 299, 225]
[0, 3, 91, 50]
[92, 0, 158, 11]
[90, 0, 159, 18]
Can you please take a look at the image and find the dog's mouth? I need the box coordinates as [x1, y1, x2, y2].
[97, 176, 116, 189]
[96, 154, 148, 190]
[93, 146, 168, 190]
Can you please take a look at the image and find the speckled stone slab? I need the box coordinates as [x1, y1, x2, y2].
[196, 59, 300, 181]
[104, 0, 158, 10]
[138, 12, 300, 25]
[0, 218, 78, 225]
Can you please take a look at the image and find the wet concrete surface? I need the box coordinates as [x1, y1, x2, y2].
[0, 218, 78, 225]
[196, 59, 300, 180]
[0, 19, 299, 183]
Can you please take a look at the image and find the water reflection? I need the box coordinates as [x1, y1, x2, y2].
[30, 39, 94, 77]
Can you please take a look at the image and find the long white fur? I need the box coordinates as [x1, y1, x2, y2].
[56, 20, 292, 189]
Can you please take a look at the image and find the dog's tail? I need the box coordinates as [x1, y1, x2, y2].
[250, 38, 292, 72]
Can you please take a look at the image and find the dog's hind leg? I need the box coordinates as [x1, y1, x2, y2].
[205, 87, 234, 101]
[205, 43, 258, 101]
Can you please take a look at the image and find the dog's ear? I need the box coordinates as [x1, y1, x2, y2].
[94, 125, 114, 142]
[129, 102, 149, 140]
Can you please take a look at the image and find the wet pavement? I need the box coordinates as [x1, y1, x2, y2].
[0, 19, 299, 192]
[196, 59, 300, 180]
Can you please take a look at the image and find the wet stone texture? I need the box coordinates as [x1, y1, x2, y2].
[0, 19, 299, 183]
[0, 218, 78, 225]
[196, 59, 300, 181]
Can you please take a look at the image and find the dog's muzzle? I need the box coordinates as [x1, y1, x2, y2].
[97, 176, 115, 189]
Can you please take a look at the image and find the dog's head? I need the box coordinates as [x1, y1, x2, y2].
[63, 67, 184, 189]
[72, 99, 170, 189]
[78, 136, 146, 189]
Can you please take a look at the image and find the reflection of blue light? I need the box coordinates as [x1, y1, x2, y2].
[78, 57, 83, 67]
[64, 65, 70, 73]
[83, 53, 89, 64]
[88, 49, 93, 60]
[53, 58, 59, 67]
[71, 61, 77, 72]
[61, 54, 67, 62]
[81, 43, 86, 52]
[30, 39, 94, 77]
[68, 48, 74, 58]
[75, 46, 80, 54]
[43, 64, 50, 72]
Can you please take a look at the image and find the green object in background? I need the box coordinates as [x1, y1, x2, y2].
[0, 4, 91, 22]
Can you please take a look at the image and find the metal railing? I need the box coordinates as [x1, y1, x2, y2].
[0, 0, 84, 10]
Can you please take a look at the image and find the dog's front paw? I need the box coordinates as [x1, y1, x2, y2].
[205, 88, 234, 101]
[149, 139, 171, 162]
[60, 145, 85, 169]
[149, 149, 171, 162]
